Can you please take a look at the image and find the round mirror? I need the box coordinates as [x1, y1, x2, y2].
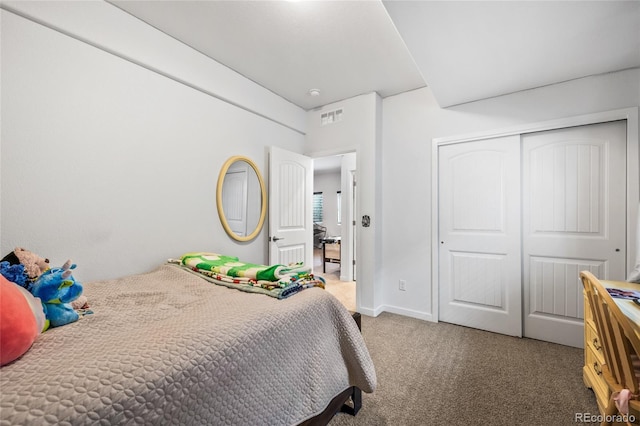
[216, 156, 267, 242]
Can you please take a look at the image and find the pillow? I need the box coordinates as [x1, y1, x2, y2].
[0, 276, 43, 366]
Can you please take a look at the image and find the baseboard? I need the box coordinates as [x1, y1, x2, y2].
[356, 304, 433, 321]
[357, 305, 385, 317]
[378, 305, 435, 322]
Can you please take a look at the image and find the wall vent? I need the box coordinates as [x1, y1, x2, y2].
[321, 108, 343, 126]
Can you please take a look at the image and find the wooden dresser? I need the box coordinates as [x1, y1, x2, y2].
[582, 289, 609, 413]
[583, 279, 640, 413]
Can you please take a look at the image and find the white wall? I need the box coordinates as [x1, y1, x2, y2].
[1, 1, 305, 133]
[313, 171, 341, 238]
[0, 8, 305, 282]
[381, 68, 640, 320]
[306, 93, 383, 316]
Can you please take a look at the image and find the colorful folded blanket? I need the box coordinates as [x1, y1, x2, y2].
[174, 253, 325, 299]
[181, 252, 303, 281]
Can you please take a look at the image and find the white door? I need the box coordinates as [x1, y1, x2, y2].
[438, 135, 522, 337]
[269, 146, 314, 269]
[522, 121, 627, 347]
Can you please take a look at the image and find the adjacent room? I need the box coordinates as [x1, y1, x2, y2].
[1, 1, 639, 425]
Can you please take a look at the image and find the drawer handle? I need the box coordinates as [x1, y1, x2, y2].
[592, 337, 602, 351]
[593, 362, 602, 376]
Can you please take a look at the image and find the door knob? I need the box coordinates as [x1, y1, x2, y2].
[271, 236, 284, 242]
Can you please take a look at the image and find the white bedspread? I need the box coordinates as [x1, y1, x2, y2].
[0, 264, 376, 425]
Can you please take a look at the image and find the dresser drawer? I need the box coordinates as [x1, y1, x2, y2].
[584, 344, 610, 412]
[585, 320, 605, 363]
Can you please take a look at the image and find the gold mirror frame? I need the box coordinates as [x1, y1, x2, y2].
[216, 156, 267, 242]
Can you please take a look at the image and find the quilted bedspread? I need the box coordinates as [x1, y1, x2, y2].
[0, 264, 376, 425]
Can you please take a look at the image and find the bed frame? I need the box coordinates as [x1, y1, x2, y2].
[299, 386, 362, 425]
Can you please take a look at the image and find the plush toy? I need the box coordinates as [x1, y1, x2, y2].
[0, 275, 46, 366]
[0, 261, 28, 288]
[30, 260, 83, 329]
[0, 248, 50, 290]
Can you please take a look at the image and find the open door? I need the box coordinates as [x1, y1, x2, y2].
[269, 147, 314, 269]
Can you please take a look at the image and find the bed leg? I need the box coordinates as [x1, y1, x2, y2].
[351, 386, 362, 414]
[339, 386, 362, 416]
[345, 312, 362, 415]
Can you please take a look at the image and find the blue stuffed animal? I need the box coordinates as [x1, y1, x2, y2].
[0, 261, 28, 288]
[30, 260, 83, 330]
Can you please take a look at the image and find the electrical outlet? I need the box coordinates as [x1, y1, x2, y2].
[399, 280, 406, 291]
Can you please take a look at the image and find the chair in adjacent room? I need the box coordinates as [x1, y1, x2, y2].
[580, 271, 640, 425]
[313, 223, 327, 249]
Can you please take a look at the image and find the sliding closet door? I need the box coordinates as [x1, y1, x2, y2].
[522, 121, 627, 347]
[438, 136, 522, 337]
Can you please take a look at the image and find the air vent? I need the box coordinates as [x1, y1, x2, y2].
[321, 108, 343, 126]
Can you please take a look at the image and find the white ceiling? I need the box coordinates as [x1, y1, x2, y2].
[384, 1, 640, 107]
[110, 0, 639, 110]
[109, 0, 425, 110]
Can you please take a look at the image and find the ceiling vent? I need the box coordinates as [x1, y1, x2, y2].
[321, 108, 343, 126]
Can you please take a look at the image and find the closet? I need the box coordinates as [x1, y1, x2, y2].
[437, 120, 627, 347]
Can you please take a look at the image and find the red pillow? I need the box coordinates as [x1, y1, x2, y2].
[0, 275, 39, 366]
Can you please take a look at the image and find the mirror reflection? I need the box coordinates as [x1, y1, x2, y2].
[217, 156, 266, 242]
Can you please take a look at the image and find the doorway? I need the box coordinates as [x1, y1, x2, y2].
[313, 153, 357, 311]
[437, 120, 628, 347]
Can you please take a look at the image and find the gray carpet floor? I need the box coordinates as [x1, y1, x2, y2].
[329, 312, 600, 426]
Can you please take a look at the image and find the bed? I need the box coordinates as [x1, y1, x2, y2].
[0, 262, 376, 425]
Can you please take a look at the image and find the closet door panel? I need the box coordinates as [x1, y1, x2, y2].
[438, 135, 521, 337]
[522, 120, 627, 348]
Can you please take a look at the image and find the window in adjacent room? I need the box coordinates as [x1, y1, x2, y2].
[313, 192, 324, 223]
